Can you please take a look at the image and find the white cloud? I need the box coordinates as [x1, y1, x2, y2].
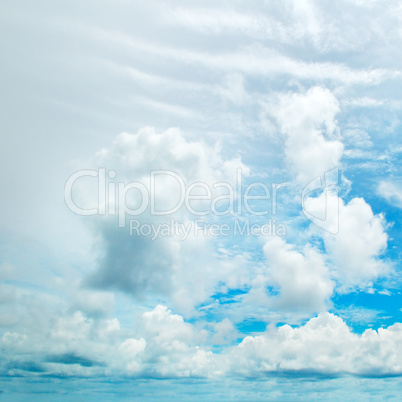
[343, 128, 373, 148]
[118, 337, 146, 374]
[169, 0, 402, 59]
[3, 299, 402, 379]
[81, 127, 251, 316]
[305, 194, 389, 289]
[227, 312, 402, 377]
[92, 26, 397, 86]
[268, 87, 344, 183]
[211, 318, 238, 345]
[71, 289, 115, 318]
[342, 97, 385, 108]
[263, 236, 334, 313]
[135, 305, 217, 378]
[378, 181, 402, 208]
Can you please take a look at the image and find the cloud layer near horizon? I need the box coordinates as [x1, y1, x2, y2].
[2, 301, 402, 378]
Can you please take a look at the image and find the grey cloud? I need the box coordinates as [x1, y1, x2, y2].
[86, 221, 174, 298]
[45, 353, 102, 367]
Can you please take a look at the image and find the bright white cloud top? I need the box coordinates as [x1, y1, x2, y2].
[1, 0, 402, 400]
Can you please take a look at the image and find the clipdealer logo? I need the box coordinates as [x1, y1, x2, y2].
[64, 167, 339, 237]
[64, 168, 287, 224]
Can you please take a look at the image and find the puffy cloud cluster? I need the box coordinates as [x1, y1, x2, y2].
[2, 300, 402, 379]
[267, 86, 389, 291]
[263, 236, 334, 313]
[0, 298, 218, 378]
[269, 86, 344, 184]
[227, 312, 402, 377]
[94, 126, 246, 185]
[122, 305, 218, 377]
[80, 127, 250, 316]
[76, 118, 389, 318]
[305, 194, 389, 290]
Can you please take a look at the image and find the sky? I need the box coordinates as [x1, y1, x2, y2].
[1, 0, 402, 399]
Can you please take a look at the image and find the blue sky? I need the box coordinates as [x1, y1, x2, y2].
[1, 0, 402, 399]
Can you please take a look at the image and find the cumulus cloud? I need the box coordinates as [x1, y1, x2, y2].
[227, 312, 402, 377]
[305, 194, 389, 290]
[264, 236, 334, 313]
[0, 302, 217, 379]
[3, 301, 402, 379]
[268, 87, 344, 183]
[211, 318, 238, 346]
[80, 127, 250, 316]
